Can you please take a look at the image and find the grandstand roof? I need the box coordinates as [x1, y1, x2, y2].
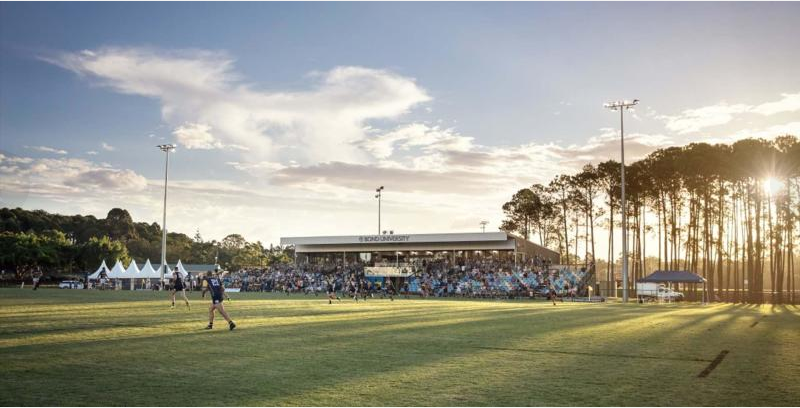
[281, 232, 560, 263]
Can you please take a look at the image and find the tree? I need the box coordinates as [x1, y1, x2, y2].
[500, 188, 539, 240]
[105, 208, 137, 242]
[78, 236, 131, 271]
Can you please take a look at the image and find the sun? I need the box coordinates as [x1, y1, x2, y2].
[763, 177, 784, 196]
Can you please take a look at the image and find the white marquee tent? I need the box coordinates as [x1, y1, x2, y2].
[124, 259, 140, 290]
[88, 260, 109, 280]
[138, 259, 159, 279]
[107, 260, 126, 279]
[152, 263, 174, 279]
[89, 260, 196, 282]
[125, 259, 140, 275]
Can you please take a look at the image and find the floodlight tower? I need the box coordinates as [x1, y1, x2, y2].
[157, 144, 176, 288]
[480, 220, 489, 233]
[375, 186, 384, 235]
[603, 99, 639, 303]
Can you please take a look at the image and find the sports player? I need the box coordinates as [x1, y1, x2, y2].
[384, 278, 395, 301]
[348, 278, 359, 302]
[203, 269, 232, 302]
[170, 267, 190, 309]
[359, 278, 368, 301]
[204, 271, 236, 331]
[326, 278, 341, 304]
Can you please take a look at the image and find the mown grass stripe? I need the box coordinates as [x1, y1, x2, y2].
[698, 350, 729, 378]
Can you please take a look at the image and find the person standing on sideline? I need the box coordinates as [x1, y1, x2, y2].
[201, 271, 210, 297]
[170, 267, 190, 310]
[204, 271, 235, 331]
[32, 270, 42, 291]
[384, 278, 395, 301]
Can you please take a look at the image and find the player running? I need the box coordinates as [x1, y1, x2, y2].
[170, 267, 190, 310]
[326, 278, 341, 304]
[204, 272, 236, 331]
[202, 270, 232, 302]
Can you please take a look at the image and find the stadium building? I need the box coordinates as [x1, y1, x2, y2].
[280, 232, 560, 276]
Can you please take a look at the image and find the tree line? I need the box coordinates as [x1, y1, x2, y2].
[500, 136, 800, 304]
[0, 207, 292, 279]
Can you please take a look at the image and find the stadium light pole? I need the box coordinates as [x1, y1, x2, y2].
[157, 144, 176, 288]
[603, 99, 639, 303]
[480, 220, 488, 233]
[375, 186, 384, 235]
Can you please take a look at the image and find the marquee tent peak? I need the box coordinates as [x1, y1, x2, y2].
[125, 259, 140, 275]
[139, 259, 159, 279]
[88, 260, 109, 279]
[108, 259, 126, 279]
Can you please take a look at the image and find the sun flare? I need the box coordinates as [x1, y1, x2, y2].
[763, 177, 784, 196]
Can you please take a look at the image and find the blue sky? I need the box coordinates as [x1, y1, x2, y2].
[1, 2, 799, 249]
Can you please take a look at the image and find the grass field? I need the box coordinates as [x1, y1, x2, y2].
[0, 289, 798, 406]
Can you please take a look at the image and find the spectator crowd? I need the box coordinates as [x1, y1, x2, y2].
[204, 256, 594, 301]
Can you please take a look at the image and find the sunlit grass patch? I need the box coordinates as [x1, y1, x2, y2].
[0, 289, 797, 406]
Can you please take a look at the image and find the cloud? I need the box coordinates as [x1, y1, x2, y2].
[48, 47, 431, 164]
[172, 122, 248, 150]
[64, 168, 148, 191]
[272, 161, 501, 194]
[0, 153, 147, 199]
[661, 103, 751, 134]
[269, 123, 674, 199]
[360, 123, 473, 159]
[24, 145, 67, 155]
[751, 92, 800, 116]
[226, 160, 287, 173]
[101, 142, 115, 151]
[86, 150, 98, 155]
[659, 92, 800, 134]
[723, 121, 800, 143]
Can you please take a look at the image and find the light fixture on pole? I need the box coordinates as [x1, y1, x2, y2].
[375, 186, 384, 235]
[157, 144, 176, 288]
[480, 220, 489, 233]
[603, 99, 638, 303]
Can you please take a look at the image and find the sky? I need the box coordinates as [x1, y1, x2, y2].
[1, 2, 799, 253]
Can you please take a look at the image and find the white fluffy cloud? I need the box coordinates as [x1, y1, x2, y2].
[48, 47, 431, 164]
[360, 123, 474, 159]
[661, 103, 751, 134]
[172, 122, 248, 150]
[101, 142, 115, 151]
[659, 92, 800, 134]
[751, 92, 800, 116]
[0, 153, 147, 198]
[24, 145, 68, 155]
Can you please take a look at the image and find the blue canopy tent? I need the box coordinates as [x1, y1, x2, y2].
[638, 270, 707, 303]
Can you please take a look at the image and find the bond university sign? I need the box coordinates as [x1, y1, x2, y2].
[280, 232, 509, 247]
[358, 235, 411, 243]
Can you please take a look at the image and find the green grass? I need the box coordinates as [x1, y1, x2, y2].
[0, 289, 798, 406]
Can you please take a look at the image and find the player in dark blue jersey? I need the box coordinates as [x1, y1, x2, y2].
[170, 267, 190, 310]
[326, 278, 341, 304]
[204, 272, 236, 331]
[359, 279, 368, 301]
